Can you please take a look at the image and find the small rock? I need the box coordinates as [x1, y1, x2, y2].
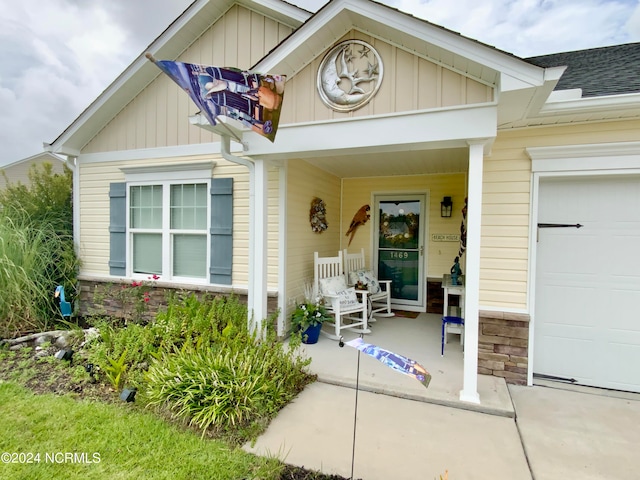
[34, 335, 52, 347]
[54, 335, 69, 348]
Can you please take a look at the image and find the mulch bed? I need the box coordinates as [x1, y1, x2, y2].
[0, 345, 352, 480]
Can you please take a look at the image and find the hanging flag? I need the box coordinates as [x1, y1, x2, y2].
[146, 54, 285, 142]
[343, 337, 431, 388]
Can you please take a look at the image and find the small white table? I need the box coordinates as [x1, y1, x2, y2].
[442, 274, 465, 345]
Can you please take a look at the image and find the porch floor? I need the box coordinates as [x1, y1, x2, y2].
[297, 312, 515, 417]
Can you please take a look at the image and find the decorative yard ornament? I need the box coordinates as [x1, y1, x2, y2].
[317, 40, 383, 112]
[146, 53, 285, 142]
[310, 197, 328, 233]
[450, 256, 463, 285]
[342, 337, 431, 388]
[346, 204, 370, 246]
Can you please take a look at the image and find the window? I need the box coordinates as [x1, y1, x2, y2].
[110, 166, 232, 285]
[129, 182, 209, 281]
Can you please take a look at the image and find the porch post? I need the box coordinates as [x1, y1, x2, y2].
[252, 158, 269, 334]
[460, 141, 484, 404]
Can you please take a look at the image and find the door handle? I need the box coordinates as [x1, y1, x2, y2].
[419, 245, 424, 256]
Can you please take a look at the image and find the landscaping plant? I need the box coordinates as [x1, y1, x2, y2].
[0, 162, 78, 338]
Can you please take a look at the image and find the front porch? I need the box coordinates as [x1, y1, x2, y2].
[298, 312, 514, 416]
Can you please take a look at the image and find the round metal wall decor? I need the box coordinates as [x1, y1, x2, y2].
[317, 40, 383, 112]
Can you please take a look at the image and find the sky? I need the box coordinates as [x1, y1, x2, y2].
[0, 0, 639, 167]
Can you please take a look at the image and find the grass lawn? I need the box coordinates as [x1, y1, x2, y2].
[0, 381, 284, 480]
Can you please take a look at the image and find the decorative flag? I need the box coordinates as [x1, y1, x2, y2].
[146, 54, 285, 142]
[344, 337, 431, 388]
[459, 196, 468, 257]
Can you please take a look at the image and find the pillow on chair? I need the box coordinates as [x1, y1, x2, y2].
[319, 276, 348, 295]
[336, 287, 359, 309]
[349, 269, 381, 294]
[319, 277, 359, 310]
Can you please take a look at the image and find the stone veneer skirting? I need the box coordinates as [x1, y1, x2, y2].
[77, 276, 279, 323]
[478, 310, 530, 385]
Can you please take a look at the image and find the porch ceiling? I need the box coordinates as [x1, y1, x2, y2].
[301, 146, 468, 178]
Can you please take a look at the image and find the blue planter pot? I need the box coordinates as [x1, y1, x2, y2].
[302, 323, 322, 344]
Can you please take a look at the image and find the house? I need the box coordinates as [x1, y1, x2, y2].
[44, 0, 640, 404]
[0, 152, 68, 190]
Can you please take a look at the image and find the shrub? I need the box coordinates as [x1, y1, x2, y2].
[0, 162, 78, 337]
[144, 328, 312, 441]
[86, 293, 253, 388]
[0, 216, 78, 337]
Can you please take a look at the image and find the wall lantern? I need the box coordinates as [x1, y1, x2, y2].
[440, 197, 453, 218]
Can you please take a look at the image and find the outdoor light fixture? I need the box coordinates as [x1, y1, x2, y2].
[54, 349, 73, 361]
[441, 196, 453, 217]
[120, 388, 137, 403]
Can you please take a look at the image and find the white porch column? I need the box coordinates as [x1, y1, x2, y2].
[251, 159, 269, 335]
[460, 141, 484, 404]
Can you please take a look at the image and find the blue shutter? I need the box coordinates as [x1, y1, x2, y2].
[109, 182, 127, 276]
[210, 178, 233, 284]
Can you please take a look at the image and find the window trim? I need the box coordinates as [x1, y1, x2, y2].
[126, 179, 211, 284]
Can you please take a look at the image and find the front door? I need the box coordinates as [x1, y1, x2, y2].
[374, 194, 427, 310]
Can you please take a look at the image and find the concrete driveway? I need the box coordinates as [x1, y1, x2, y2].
[509, 384, 640, 480]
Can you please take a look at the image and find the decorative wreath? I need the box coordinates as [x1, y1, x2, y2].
[310, 197, 328, 233]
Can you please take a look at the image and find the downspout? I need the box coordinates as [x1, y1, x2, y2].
[220, 134, 265, 336]
[63, 156, 80, 256]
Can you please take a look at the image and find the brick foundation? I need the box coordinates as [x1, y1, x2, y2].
[478, 310, 530, 385]
[78, 277, 279, 323]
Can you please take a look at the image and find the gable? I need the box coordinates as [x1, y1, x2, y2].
[281, 30, 494, 125]
[83, 4, 296, 154]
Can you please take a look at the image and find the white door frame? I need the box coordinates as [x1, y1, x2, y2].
[372, 192, 429, 311]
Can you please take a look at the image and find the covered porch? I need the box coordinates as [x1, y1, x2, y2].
[298, 312, 514, 416]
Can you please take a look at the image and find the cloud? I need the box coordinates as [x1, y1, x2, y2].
[1, 0, 638, 166]
[0, 0, 191, 166]
[392, 0, 639, 56]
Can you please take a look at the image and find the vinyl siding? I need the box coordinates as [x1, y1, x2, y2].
[341, 174, 467, 278]
[285, 160, 341, 314]
[280, 30, 494, 125]
[0, 158, 66, 189]
[78, 154, 280, 289]
[83, 5, 294, 154]
[483, 119, 640, 309]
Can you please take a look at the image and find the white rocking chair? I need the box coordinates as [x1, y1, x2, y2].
[313, 251, 371, 340]
[343, 248, 394, 319]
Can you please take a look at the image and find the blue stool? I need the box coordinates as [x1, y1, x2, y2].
[441, 316, 464, 356]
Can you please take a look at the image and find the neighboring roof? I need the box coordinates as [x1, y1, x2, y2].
[0, 151, 65, 170]
[526, 43, 640, 97]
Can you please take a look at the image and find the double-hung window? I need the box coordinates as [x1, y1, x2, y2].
[109, 163, 232, 285]
[129, 182, 209, 281]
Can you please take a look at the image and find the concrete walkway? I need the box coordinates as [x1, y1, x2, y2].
[509, 383, 640, 480]
[245, 381, 640, 479]
[245, 382, 530, 479]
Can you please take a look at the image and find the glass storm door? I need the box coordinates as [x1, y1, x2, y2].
[374, 194, 426, 309]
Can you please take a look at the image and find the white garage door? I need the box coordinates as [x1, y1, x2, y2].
[534, 175, 640, 393]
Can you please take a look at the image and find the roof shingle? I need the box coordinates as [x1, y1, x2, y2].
[526, 43, 640, 97]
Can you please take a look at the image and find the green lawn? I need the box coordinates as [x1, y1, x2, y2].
[0, 381, 284, 480]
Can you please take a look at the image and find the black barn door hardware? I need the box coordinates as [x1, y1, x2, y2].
[536, 223, 583, 241]
[537, 223, 583, 229]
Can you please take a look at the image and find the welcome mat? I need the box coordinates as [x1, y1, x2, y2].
[392, 310, 420, 319]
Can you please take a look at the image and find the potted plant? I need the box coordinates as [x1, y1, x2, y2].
[290, 299, 331, 344]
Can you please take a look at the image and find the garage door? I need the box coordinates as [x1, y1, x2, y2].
[534, 175, 640, 393]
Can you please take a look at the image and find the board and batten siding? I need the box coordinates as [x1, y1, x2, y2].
[483, 119, 640, 310]
[83, 5, 294, 154]
[280, 30, 494, 125]
[79, 154, 281, 289]
[341, 174, 467, 277]
[285, 160, 341, 319]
